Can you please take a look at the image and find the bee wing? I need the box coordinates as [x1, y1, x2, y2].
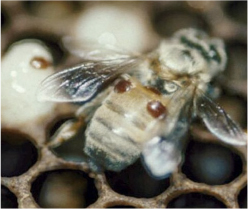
[141, 84, 195, 179]
[37, 57, 142, 102]
[196, 90, 247, 146]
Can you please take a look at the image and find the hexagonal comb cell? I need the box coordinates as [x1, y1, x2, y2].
[1, 1, 247, 208]
[105, 159, 170, 198]
[1, 129, 38, 177]
[167, 192, 227, 208]
[31, 169, 98, 208]
[182, 139, 243, 185]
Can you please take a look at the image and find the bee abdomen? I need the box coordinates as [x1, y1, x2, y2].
[84, 104, 141, 171]
[85, 130, 140, 171]
[84, 84, 161, 171]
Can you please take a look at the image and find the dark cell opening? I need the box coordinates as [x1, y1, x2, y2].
[226, 42, 247, 81]
[48, 116, 75, 138]
[31, 169, 98, 208]
[167, 192, 226, 208]
[105, 159, 170, 198]
[1, 185, 18, 208]
[152, 8, 209, 37]
[224, 1, 247, 24]
[182, 140, 243, 185]
[238, 186, 247, 208]
[1, 129, 38, 177]
[1, 8, 10, 30]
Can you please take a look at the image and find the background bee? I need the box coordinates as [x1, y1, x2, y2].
[38, 28, 247, 179]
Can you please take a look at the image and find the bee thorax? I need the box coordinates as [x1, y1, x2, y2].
[157, 42, 206, 76]
[152, 28, 227, 82]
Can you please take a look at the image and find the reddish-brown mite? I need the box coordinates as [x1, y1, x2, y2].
[30, 57, 51, 69]
[114, 79, 132, 93]
[147, 100, 167, 119]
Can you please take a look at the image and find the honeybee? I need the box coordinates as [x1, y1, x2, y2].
[38, 28, 247, 179]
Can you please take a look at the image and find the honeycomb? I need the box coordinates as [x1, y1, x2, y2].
[1, 1, 247, 208]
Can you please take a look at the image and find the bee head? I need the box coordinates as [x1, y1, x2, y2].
[157, 28, 227, 82]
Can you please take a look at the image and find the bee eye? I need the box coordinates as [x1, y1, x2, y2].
[164, 82, 178, 93]
[155, 78, 179, 95]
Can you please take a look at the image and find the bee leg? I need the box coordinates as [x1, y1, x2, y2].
[76, 103, 99, 122]
[48, 88, 111, 148]
[47, 118, 85, 148]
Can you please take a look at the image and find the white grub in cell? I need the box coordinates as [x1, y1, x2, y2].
[70, 3, 159, 53]
[1, 40, 56, 128]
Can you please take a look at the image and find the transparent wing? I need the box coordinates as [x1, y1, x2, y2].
[141, 84, 195, 179]
[196, 90, 247, 146]
[163, 84, 195, 135]
[37, 57, 142, 102]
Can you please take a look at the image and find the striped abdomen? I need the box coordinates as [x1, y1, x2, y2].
[84, 78, 167, 171]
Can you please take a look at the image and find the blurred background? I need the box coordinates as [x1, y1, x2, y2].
[1, 1, 247, 208]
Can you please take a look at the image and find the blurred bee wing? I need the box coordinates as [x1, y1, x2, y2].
[196, 90, 247, 146]
[37, 57, 142, 102]
[163, 84, 195, 135]
[62, 36, 141, 61]
[141, 84, 195, 179]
